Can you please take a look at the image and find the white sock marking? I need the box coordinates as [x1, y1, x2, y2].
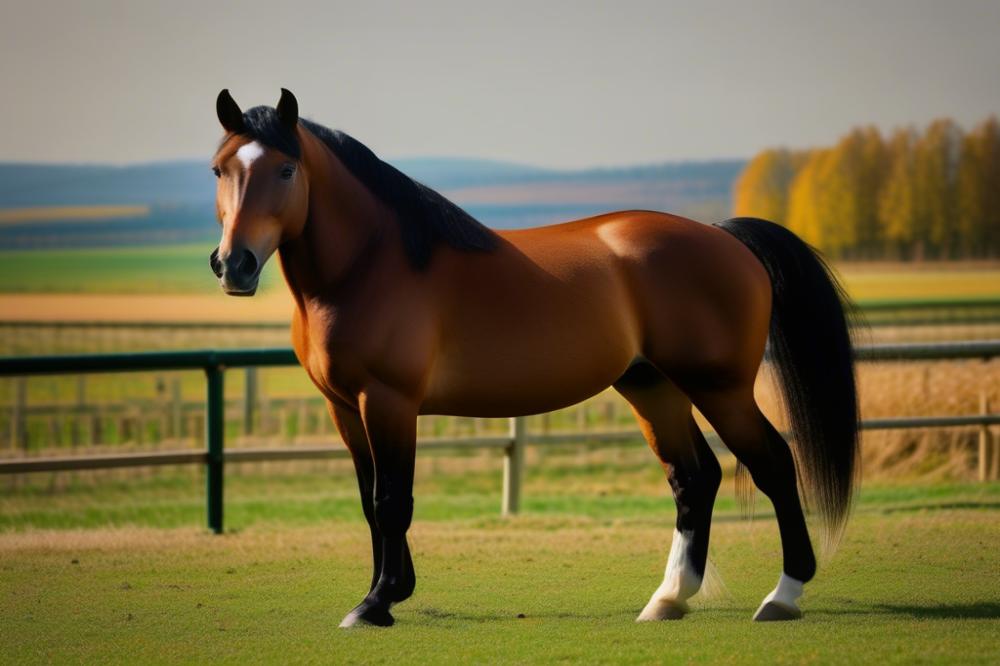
[756, 573, 804, 613]
[637, 528, 702, 620]
[236, 141, 265, 169]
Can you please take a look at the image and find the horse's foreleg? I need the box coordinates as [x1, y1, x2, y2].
[328, 403, 381, 592]
[339, 384, 418, 629]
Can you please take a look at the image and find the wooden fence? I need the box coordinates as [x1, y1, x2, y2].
[1, 341, 998, 533]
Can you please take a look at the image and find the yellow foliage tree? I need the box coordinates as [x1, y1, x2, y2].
[914, 118, 963, 258]
[786, 149, 830, 249]
[957, 116, 1000, 256]
[732, 149, 805, 225]
[738, 116, 994, 259]
[878, 128, 919, 257]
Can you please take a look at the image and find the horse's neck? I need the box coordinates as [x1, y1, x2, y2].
[278, 130, 393, 310]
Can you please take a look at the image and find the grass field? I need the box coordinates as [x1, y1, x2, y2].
[1, 243, 998, 300]
[0, 205, 150, 225]
[2, 461, 998, 663]
[0, 244, 282, 295]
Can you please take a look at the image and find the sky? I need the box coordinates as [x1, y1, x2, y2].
[1, 0, 999, 169]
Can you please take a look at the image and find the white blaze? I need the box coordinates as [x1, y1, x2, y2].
[236, 141, 265, 169]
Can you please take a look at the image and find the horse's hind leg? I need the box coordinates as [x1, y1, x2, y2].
[615, 365, 722, 621]
[686, 384, 815, 621]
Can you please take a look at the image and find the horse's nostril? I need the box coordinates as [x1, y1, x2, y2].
[209, 248, 223, 278]
[238, 249, 259, 276]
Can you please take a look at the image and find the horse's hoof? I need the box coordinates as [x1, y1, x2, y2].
[636, 599, 689, 621]
[339, 602, 395, 628]
[753, 601, 802, 622]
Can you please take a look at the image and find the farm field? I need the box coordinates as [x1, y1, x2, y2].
[2, 469, 998, 664]
[0, 243, 998, 315]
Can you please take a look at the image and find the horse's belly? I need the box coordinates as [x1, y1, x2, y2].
[420, 320, 636, 417]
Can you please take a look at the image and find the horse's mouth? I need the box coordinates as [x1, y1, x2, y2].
[221, 276, 259, 296]
[220, 269, 261, 297]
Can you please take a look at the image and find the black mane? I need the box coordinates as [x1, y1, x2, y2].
[237, 106, 497, 270]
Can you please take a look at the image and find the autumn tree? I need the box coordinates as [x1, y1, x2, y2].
[878, 128, 919, 258]
[820, 127, 888, 258]
[732, 149, 804, 225]
[786, 149, 830, 250]
[913, 118, 963, 258]
[957, 116, 1000, 257]
[735, 116, 994, 259]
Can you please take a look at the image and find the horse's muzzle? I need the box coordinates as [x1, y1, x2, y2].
[211, 246, 260, 296]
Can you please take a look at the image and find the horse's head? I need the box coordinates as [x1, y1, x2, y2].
[210, 88, 309, 296]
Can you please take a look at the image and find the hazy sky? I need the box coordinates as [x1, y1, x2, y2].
[2, 0, 998, 168]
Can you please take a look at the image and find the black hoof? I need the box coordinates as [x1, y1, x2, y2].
[339, 601, 395, 628]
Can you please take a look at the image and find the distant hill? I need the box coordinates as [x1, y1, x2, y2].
[0, 157, 743, 249]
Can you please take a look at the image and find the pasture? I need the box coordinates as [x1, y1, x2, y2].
[1, 243, 999, 300]
[1, 245, 998, 662]
[2, 463, 998, 663]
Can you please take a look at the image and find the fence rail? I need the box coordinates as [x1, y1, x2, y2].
[1, 340, 998, 532]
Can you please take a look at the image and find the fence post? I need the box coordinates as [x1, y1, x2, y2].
[205, 364, 225, 534]
[979, 392, 994, 482]
[502, 416, 526, 516]
[243, 367, 258, 436]
[11, 377, 26, 453]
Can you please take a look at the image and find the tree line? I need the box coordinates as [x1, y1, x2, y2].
[732, 117, 1000, 259]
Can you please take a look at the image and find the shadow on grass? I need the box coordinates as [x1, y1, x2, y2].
[817, 602, 1000, 620]
[879, 502, 1000, 514]
[874, 602, 1000, 619]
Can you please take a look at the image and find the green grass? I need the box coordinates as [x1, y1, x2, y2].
[0, 242, 998, 301]
[2, 458, 998, 663]
[0, 244, 282, 294]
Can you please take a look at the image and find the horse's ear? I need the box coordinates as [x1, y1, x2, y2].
[216, 89, 245, 134]
[276, 88, 298, 131]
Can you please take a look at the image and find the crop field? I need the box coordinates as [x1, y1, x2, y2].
[1, 458, 998, 663]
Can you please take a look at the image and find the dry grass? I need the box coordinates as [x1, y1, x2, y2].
[748, 358, 999, 481]
[0, 291, 294, 323]
[0, 205, 149, 225]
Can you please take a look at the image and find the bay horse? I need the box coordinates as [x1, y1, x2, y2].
[209, 89, 859, 627]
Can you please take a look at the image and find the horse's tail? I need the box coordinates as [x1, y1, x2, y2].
[716, 216, 860, 549]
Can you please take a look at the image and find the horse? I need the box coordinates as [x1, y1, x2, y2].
[209, 89, 859, 628]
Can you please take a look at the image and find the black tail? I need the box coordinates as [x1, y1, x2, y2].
[717, 217, 860, 548]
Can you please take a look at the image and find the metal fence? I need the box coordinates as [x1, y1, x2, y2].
[1, 340, 998, 533]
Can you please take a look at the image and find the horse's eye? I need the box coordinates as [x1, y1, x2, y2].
[280, 165, 296, 180]
[212, 167, 221, 178]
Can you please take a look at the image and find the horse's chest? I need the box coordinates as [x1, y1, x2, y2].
[293, 315, 370, 407]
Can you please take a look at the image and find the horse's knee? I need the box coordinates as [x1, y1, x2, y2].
[669, 452, 722, 518]
[373, 494, 413, 535]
